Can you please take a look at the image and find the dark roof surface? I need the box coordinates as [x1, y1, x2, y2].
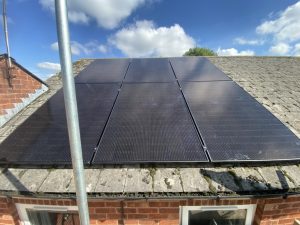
[1, 57, 299, 166]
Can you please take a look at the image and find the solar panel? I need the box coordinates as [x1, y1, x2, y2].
[0, 84, 119, 166]
[124, 58, 175, 82]
[170, 57, 231, 81]
[93, 83, 208, 164]
[182, 81, 300, 162]
[75, 59, 130, 83]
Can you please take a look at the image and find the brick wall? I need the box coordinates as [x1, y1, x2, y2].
[0, 57, 47, 126]
[256, 197, 300, 225]
[1, 196, 300, 225]
[0, 197, 19, 225]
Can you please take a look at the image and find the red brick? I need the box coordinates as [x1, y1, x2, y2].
[121, 208, 137, 214]
[89, 208, 95, 214]
[127, 214, 149, 219]
[159, 208, 179, 214]
[31, 199, 38, 205]
[148, 214, 168, 220]
[44, 200, 50, 205]
[95, 208, 116, 214]
[287, 197, 300, 202]
[159, 220, 179, 225]
[105, 202, 121, 207]
[0, 204, 7, 209]
[57, 200, 64, 205]
[90, 213, 106, 220]
[63, 200, 71, 206]
[0, 198, 7, 203]
[293, 203, 300, 208]
[282, 208, 299, 214]
[278, 218, 293, 224]
[264, 210, 282, 216]
[149, 202, 169, 207]
[106, 213, 122, 219]
[277, 204, 291, 209]
[89, 202, 105, 207]
[124, 219, 139, 225]
[0, 219, 14, 224]
[138, 208, 158, 214]
[97, 219, 118, 225]
[0, 209, 9, 214]
[139, 220, 159, 225]
[266, 199, 284, 204]
[169, 201, 180, 207]
[126, 201, 149, 208]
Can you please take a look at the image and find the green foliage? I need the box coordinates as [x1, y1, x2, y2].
[183, 47, 217, 56]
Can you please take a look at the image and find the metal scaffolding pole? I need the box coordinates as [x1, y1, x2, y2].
[2, 0, 12, 67]
[54, 1, 90, 224]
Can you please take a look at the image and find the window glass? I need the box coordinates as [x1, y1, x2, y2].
[188, 209, 247, 225]
[26, 210, 80, 225]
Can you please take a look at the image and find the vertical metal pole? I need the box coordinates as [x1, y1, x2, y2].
[54, 1, 90, 225]
[2, 0, 12, 67]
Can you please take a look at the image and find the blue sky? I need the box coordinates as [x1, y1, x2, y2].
[1, 0, 300, 79]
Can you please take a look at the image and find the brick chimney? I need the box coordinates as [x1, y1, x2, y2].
[0, 54, 48, 127]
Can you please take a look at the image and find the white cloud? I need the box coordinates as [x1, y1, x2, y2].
[217, 48, 255, 56]
[234, 37, 264, 46]
[269, 42, 291, 55]
[110, 20, 196, 57]
[39, 0, 148, 29]
[98, 45, 108, 53]
[256, 1, 300, 43]
[51, 41, 107, 55]
[293, 43, 300, 56]
[37, 62, 61, 71]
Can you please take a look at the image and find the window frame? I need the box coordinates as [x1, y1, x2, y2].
[180, 204, 256, 225]
[16, 203, 78, 225]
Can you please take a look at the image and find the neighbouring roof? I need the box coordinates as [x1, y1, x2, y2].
[0, 57, 300, 198]
[0, 54, 48, 86]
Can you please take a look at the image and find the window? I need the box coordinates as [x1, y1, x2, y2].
[180, 204, 256, 225]
[16, 203, 79, 225]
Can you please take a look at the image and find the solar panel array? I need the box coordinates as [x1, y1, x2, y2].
[1, 57, 299, 166]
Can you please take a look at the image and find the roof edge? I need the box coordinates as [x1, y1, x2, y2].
[0, 54, 48, 87]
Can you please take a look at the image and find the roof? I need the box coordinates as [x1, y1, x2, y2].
[0, 54, 48, 87]
[0, 57, 300, 198]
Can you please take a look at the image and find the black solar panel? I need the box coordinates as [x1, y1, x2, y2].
[93, 83, 208, 164]
[124, 58, 175, 82]
[75, 59, 130, 83]
[0, 84, 119, 165]
[170, 57, 231, 81]
[182, 81, 300, 162]
[1, 57, 299, 166]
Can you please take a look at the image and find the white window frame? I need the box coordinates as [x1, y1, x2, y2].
[180, 204, 256, 225]
[16, 203, 78, 225]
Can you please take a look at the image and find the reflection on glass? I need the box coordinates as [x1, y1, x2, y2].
[188, 209, 247, 225]
[27, 210, 80, 225]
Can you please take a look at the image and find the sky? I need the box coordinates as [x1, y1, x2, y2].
[1, 0, 300, 79]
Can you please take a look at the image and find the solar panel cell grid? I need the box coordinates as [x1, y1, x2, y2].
[93, 83, 208, 164]
[0, 84, 119, 165]
[182, 81, 300, 162]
